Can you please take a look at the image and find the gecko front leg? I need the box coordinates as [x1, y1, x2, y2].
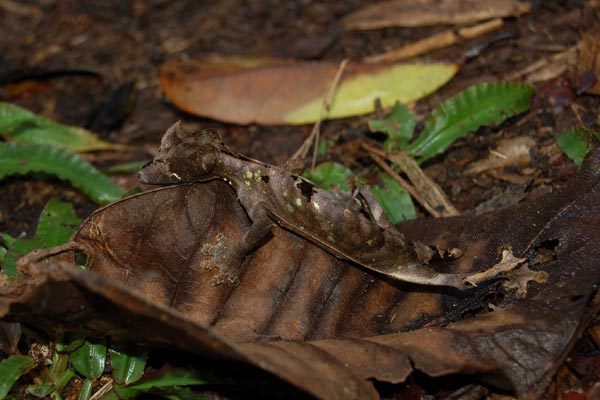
[202, 206, 274, 286]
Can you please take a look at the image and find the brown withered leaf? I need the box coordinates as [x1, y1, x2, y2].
[3, 152, 600, 398]
[342, 0, 531, 30]
[578, 28, 600, 95]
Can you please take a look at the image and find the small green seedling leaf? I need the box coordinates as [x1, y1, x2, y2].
[368, 103, 415, 151]
[1, 233, 43, 276]
[126, 370, 210, 390]
[0, 355, 35, 399]
[109, 342, 148, 385]
[316, 140, 334, 157]
[29, 367, 76, 398]
[303, 162, 353, 192]
[371, 174, 416, 223]
[71, 339, 107, 400]
[70, 338, 107, 380]
[408, 82, 534, 162]
[0, 102, 117, 152]
[110, 368, 214, 400]
[102, 161, 148, 174]
[26, 382, 55, 398]
[1, 198, 81, 275]
[35, 197, 82, 246]
[0, 142, 126, 204]
[0, 233, 13, 261]
[555, 128, 600, 166]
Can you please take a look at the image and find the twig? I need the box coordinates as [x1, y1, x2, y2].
[289, 58, 349, 169]
[505, 46, 576, 82]
[458, 18, 503, 39]
[365, 19, 504, 64]
[389, 151, 459, 217]
[366, 146, 440, 217]
[365, 143, 459, 217]
[89, 378, 114, 400]
[17, 241, 80, 273]
[365, 30, 458, 63]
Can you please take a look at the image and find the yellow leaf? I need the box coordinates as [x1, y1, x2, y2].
[284, 63, 458, 124]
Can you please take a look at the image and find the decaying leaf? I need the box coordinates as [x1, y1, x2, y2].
[160, 57, 457, 125]
[342, 0, 530, 31]
[3, 150, 600, 398]
[464, 136, 535, 175]
[578, 28, 600, 95]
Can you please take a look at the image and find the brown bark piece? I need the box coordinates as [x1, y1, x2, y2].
[342, 0, 530, 30]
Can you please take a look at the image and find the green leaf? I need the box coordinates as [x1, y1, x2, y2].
[0, 102, 116, 152]
[1, 235, 41, 276]
[70, 339, 107, 380]
[157, 386, 210, 400]
[0, 142, 126, 204]
[54, 364, 75, 391]
[129, 370, 210, 390]
[316, 140, 334, 157]
[555, 128, 599, 166]
[0, 355, 35, 399]
[371, 174, 416, 223]
[368, 103, 415, 151]
[111, 386, 210, 400]
[35, 198, 82, 247]
[408, 82, 534, 162]
[26, 383, 54, 398]
[284, 62, 458, 124]
[102, 161, 148, 174]
[303, 162, 353, 192]
[109, 342, 148, 385]
[1, 198, 81, 276]
[79, 378, 94, 400]
[0, 233, 13, 261]
[56, 337, 85, 353]
[110, 369, 213, 400]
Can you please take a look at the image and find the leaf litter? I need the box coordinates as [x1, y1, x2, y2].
[3, 146, 600, 399]
[1, 1, 599, 398]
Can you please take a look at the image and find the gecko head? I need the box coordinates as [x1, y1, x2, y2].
[138, 121, 225, 184]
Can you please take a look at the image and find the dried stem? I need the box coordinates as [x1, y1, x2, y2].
[289, 58, 349, 169]
[17, 241, 80, 274]
[364, 143, 459, 218]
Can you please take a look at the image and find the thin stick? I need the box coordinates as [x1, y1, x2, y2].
[289, 58, 349, 167]
[365, 143, 459, 217]
[17, 241, 80, 273]
[89, 379, 114, 400]
[365, 30, 457, 63]
[389, 151, 459, 217]
[364, 19, 504, 64]
[366, 146, 441, 217]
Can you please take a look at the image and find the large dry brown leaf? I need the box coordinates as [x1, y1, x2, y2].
[2, 152, 600, 398]
[342, 0, 531, 30]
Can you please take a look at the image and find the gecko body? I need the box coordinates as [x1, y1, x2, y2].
[139, 123, 506, 290]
